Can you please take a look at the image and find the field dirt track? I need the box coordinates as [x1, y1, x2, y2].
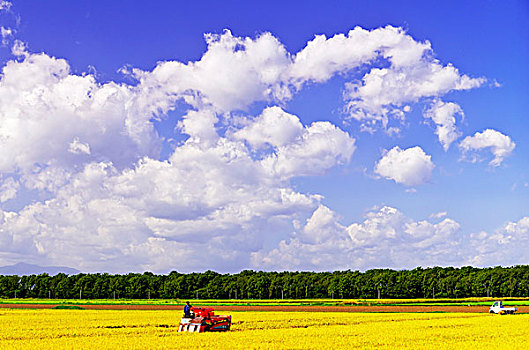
[1, 303, 528, 313]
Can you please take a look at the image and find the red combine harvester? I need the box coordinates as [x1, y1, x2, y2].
[178, 307, 232, 333]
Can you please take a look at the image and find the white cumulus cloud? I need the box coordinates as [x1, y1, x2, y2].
[233, 106, 303, 148]
[260, 120, 356, 179]
[133, 30, 292, 113]
[134, 26, 483, 127]
[0, 25, 493, 272]
[253, 205, 462, 271]
[0, 100, 353, 272]
[0, 177, 18, 202]
[375, 146, 435, 186]
[342, 26, 484, 132]
[469, 216, 529, 267]
[68, 138, 91, 155]
[1, 26, 12, 46]
[425, 100, 464, 150]
[0, 1, 11, 11]
[459, 129, 515, 166]
[0, 52, 162, 175]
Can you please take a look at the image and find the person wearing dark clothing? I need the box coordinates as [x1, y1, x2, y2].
[183, 301, 193, 318]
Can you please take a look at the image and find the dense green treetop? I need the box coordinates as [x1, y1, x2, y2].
[1, 266, 528, 299]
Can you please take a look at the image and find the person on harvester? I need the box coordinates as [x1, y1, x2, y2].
[183, 301, 194, 318]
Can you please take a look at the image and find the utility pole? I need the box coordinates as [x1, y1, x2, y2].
[80, 289, 82, 299]
[148, 290, 150, 300]
[281, 289, 284, 300]
[195, 290, 198, 299]
[234, 290, 237, 299]
[49, 290, 51, 299]
[113, 291, 116, 300]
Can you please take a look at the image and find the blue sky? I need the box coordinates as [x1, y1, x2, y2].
[0, 0, 527, 273]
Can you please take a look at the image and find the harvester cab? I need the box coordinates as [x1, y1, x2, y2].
[178, 307, 232, 333]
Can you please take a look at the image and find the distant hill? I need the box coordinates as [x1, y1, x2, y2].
[0, 262, 80, 276]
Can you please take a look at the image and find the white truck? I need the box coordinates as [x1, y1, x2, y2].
[489, 301, 517, 314]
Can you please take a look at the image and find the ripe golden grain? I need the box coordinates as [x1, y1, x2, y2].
[0, 309, 527, 349]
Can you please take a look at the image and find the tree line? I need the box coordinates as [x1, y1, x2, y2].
[1, 266, 529, 300]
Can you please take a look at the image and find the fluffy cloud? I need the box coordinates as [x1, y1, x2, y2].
[0, 29, 361, 271]
[260, 120, 356, 179]
[459, 129, 515, 166]
[0, 52, 162, 176]
[233, 106, 304, 148]
[0, 1, 11, 11]
[425, 100, 464, 150]
[134, 26, 483, 123]
[1, 26, 12, 46]
[345, 62, 481, 129]
[132, 30, 292, 113]
[0, 101, 353, 272]
[0, 177, 18, 202]
[257, 211, 528, 271]
[233, 107, 356, 179]
[68, 138, 91, 155]
[0, 152, 322, 272]
[0, 25, 494, 272]
[287, 26, 419, 85]
[469, 217, 529, 266]
[374, 146, 435, 186]
[3, 25, 469, 189]
[254, 205, 463, 271]
[342, 28, 484, 131]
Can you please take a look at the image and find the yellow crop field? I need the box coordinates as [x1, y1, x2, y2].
[2, 297, 529, 307]
[0, 309, 528, 349]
